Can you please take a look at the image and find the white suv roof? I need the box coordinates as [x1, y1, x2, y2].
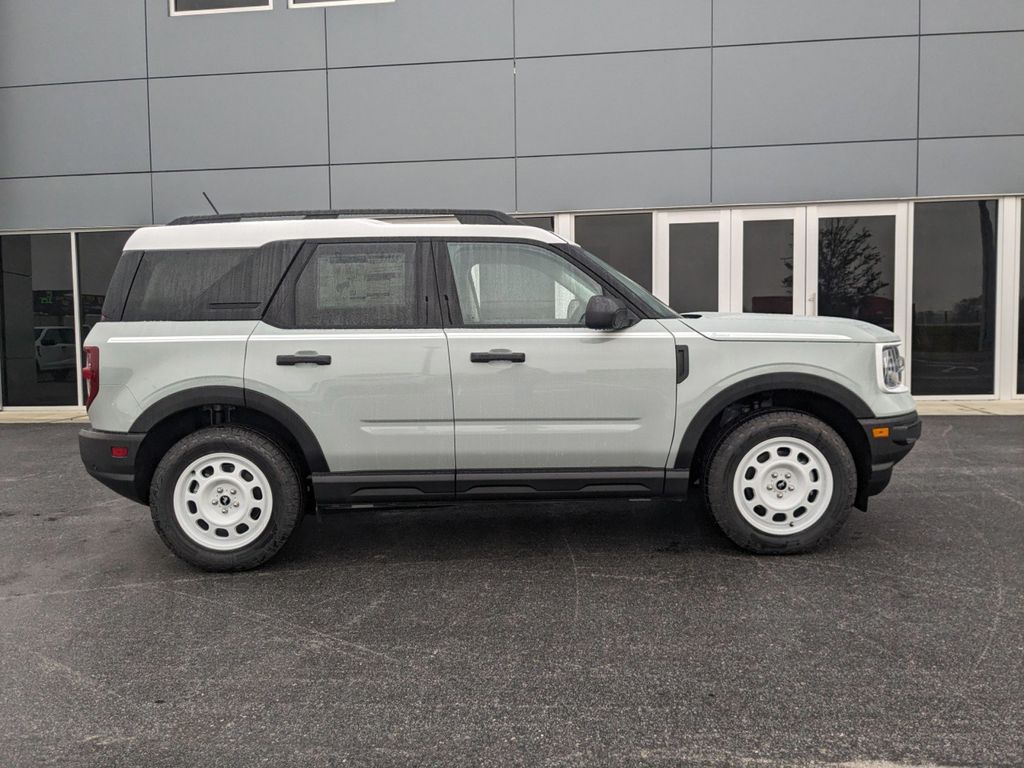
[126, 219, 565, 251]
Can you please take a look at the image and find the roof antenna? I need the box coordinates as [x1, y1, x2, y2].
[202, 191, 220, 215]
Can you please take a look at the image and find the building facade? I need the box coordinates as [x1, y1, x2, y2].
[1, 0, 1023, 407]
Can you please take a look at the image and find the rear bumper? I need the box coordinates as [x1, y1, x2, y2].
[857, 410, 922, 504]
[79, 429, 145, 504]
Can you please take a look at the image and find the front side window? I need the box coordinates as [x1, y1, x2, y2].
[170, 0, 272, 16]
[294, 242, 422, 329]
[443, 241, 603, 326]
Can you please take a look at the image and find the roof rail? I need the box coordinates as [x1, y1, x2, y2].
[166, 209, 522, 226]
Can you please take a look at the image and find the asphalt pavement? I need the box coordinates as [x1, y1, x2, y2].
[0, 418, 1021, 767]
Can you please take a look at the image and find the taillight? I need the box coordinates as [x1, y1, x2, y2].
[83, 346, 100, 409]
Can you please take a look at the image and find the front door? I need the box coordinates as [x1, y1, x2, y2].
[436, 239, 678, 497]
[654, 210, 730, 313]
[806, 202, 908, 342]
[729, 207, 808, 315]
[245, 239, 455, 501]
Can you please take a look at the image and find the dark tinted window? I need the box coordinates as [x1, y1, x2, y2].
[515, 216, 555, 232]
[669, 222, 719, 312]
[123, 244, 294, 322]
[1019, 215, 1024, 395]
[172, 0, 270, 13]
[294, 242, 423, 329]
[0, 233, 78, 406]
[912, 200, 998, 396]
[818, 216, 895, 331]
[574, 213, 653, 290]
[743, 219, 793, 314]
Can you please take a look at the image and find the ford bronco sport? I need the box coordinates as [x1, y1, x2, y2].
[79, 209, 920, 571]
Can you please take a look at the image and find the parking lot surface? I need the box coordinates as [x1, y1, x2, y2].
[0, 418, 1021, 767]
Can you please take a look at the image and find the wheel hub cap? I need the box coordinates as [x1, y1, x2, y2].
[732, 436, 834, 535]
[172, 452, 273, 551]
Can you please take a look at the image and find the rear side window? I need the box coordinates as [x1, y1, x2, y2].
[293, 242, 425, 329]
[100, 250, 143, 321]
[122, 244, 296, 321]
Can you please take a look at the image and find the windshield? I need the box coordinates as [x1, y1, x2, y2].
[568, 245, 677, 318]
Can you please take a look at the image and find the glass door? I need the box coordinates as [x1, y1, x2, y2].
[806, 202, 909, 344]
[653, 210, 729, 312]
[728, 208, 807, 314]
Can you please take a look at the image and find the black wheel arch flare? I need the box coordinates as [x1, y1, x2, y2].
[130, 385, 329, 476]
[675, 372, 874, 474]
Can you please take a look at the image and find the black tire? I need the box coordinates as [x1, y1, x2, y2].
[149, 426, 303, 571]
[703, 410, 856, 554]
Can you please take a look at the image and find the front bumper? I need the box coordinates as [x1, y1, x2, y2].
[79, 429, 146, 504]
[856, 410, 922, 505]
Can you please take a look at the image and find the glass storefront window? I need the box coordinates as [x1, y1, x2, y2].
[1019, 211, 1024, 395]
[573, 213, 653, 291]
[0, 234, 77, 406]
[912, 200, 998, 396]
[515, 216, 555, 232]
[818, 216, 895, 331]
[77, 231, 133, 335]
[743, 219, 793, 314]
[668, 222, 718, 312]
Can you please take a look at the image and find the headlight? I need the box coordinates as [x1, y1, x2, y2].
[878, 344, 906, 392]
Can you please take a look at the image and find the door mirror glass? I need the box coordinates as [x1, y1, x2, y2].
[584, 295, 630, 330]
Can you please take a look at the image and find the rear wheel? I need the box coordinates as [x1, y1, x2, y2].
[703, 410, 856, 554]
[150, 426, 303, 571]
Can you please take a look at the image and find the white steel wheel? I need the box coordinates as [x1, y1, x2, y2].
[172, 452, 274, 551]
[731, 436, 834, 535]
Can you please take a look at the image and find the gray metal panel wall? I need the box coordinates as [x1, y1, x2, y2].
[0, 0, 147, 87]
[1, 0, 1023, 229]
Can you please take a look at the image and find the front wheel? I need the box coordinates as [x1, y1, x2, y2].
[703, 410, 856, 554]
[149, 426, 303, 571]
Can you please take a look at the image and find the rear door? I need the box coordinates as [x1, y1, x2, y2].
[436, 239, 678, 498]
[245, 239, 455, 502]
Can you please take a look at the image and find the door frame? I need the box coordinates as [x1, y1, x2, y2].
[729, 207, 807, 314]
[805, 201, 911, 350]
[653, 209, 731, 311]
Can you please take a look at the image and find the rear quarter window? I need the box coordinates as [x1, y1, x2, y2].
[122, 243, 298, 322]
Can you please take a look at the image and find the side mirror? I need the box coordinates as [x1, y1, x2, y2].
[584, 295, 630, 331]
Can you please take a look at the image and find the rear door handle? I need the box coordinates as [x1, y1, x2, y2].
[470, 350, 526, 363]
[276, 353, 332, 366]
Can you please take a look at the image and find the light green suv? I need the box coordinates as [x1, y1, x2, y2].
[79, 209, 920, 571]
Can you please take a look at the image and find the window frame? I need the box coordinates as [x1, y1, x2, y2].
[431, 238, 647, 329]
[265, 238, 439, 330]
[169, 0, 273, 18]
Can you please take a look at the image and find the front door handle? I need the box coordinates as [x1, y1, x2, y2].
[470, 350, 526, 364]
[276, 353, 332, 366]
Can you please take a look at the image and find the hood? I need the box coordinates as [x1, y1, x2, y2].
[673, 312, 900, 344]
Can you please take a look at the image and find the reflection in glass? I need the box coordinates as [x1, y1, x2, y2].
[669, 222, 718, 312]
[0, 234, 77, 406]
[77, 231, 133, 334]
[912, 200, 998, 396]
[515, 216, 555, 232]
[574, 213, 653, 290]
[743, 220, 792, 314]
[818, 216, 895, 330]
